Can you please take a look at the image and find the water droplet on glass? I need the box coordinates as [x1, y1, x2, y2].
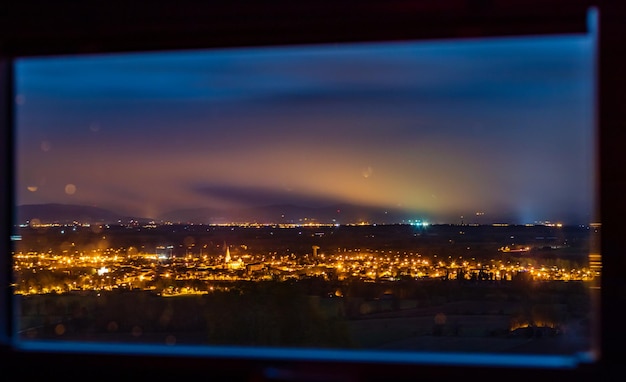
[40, 141, 52, 152]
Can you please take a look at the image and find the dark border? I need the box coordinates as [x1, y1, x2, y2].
[2, 1, 625, 381]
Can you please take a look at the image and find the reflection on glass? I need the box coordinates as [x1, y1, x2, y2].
[13, 33, 596, 356]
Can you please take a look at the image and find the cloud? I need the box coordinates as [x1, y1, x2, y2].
[190, 184, 351, 209]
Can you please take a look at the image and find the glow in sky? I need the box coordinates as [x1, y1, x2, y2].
[15, 33, 595, 224]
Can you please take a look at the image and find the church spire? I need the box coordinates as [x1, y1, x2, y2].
[225, 244, 231, 263]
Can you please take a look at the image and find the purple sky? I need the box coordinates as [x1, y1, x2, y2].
[15, 33, 595, 224]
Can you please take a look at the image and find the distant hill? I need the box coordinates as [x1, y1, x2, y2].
[15, 204, 139, 225]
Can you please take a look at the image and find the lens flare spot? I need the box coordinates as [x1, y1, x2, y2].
[40, 141, 52, 152]
[132, 326, 143, 337]
[107, 321, 119, 332]
[362, 166, 373, 178]
[54, 324, 66, 336]
[27, 186, 38, 192]
[131, 325, 143, 337]
[65, 184, 77, 195]
[434, 312, 447, 325]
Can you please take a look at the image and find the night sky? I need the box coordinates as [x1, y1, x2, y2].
[15, 33, 595, 225]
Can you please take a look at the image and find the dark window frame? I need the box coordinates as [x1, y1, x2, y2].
[2, 1, 624, 380]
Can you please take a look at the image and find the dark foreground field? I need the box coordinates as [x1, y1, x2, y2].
[14, 278, 593, 355]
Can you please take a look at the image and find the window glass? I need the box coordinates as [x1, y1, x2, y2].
[13, 33, 596, 357]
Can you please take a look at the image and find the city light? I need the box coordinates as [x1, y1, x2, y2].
[11, 222, 598, 296]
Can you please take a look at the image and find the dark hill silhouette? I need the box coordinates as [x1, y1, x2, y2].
[16, 203, 137, 225]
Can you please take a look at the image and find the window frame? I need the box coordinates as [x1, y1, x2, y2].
[2, 1, 623, 380]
